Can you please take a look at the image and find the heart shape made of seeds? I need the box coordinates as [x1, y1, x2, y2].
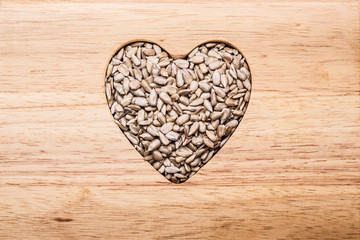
[105, 41, 252, 183]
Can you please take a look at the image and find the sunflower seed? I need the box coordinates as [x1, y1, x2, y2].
[153, 45, 161, 54]
[124, 132, 139, 145]
[143, 48, 155, 56]
[176, 114, 190, 125]
[225, 98, 238, 107]
[243, 79, 251, 91]
[137, 109, 145, 123]
[158, 132, 170, 145]
[166, 131, 180, 141]
[190, 158, 200, 167]
[217, 125, 226, 138]
[226, 120, 239, 128]
[159, 92, 172, 105]
[132, 97, 148, 107]
[212, 70, 221, 85]
[208, 49, 222, 59]
[154, 76, 167, 85]
[161, 122, 174, 134]
[120, 96, 132, 107]
[199, 121, 206, 133]
[174, 173, 187, 179]
[213, 86, 226, 98]
[203, 137, 215, 148]
[191, 136, 203, 146]
[244, 91, 250, 102]
[175, 156, 185, 163]
[141, 133, 154, 141]
[176, 147, 193, 158]
[190, 98, 204, 106]
[147, 125, 159, 137]
[188, 122, 200, 136]
[148, 89, 158, 106]
[158, 59, 170, 67]
[165, 166, 181, 174]
[206, 130, 217, 142]
[209, 61, 224, 70]
[176, 70, 184, 87]
[131, 55, 141, 66]
[199, 81, 211, 92]
[152, 150, 163, 161]
[158, 165, 165, 173]
[153, 161, 162, 169]
[148, 139, 161, 152]
[204, 99, 213, 112]
[190, 55, 204, 64]
[157, 112, 166, 125]
[159, 145, 172, 154]
[129, 80, 141, 90]
[175, 59, 189, 69]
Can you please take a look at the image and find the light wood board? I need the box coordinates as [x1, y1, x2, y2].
[0, 1, 359, 239]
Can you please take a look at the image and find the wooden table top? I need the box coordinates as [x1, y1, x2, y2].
[0, 1, 359, 239]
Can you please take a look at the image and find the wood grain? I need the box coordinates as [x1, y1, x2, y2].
[0, 1, 359, 239]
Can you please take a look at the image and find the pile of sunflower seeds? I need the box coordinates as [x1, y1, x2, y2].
[105, 41, 251, 183]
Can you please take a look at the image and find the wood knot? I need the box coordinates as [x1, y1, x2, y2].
[53, 217, 73, 222]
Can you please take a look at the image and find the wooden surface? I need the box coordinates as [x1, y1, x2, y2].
[0, 1, 359, 239]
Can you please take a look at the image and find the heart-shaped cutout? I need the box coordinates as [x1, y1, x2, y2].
[105, 41, 252, 183]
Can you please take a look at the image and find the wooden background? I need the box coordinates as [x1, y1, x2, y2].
[0, 1, 359, 239]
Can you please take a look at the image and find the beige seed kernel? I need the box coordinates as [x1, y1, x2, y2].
[161, 122, 174, 134]
[152, 150, 163, 161]
[190, 98, 204, 106]
[206, 130, 218, 142]
[143, 48, 155, 56]
[199, 63, 208, 73]
[176, 114, 190, 125]
[203, 137, 215, 148]
[209, 61, 224, 70]
[129, 80, 141, 90]
[159, 92, 172, 105]
[153, 76, 166, 85]
[188, 122, 200, 136]
[175, 59, 189, 69]
[212, 70, 221, 85]
[190, 55, 204, 64]
[159, 132, 170, 145]
[166, 131, 180, 141]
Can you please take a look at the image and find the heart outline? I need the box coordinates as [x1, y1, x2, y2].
[104, 40, 252, 183]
